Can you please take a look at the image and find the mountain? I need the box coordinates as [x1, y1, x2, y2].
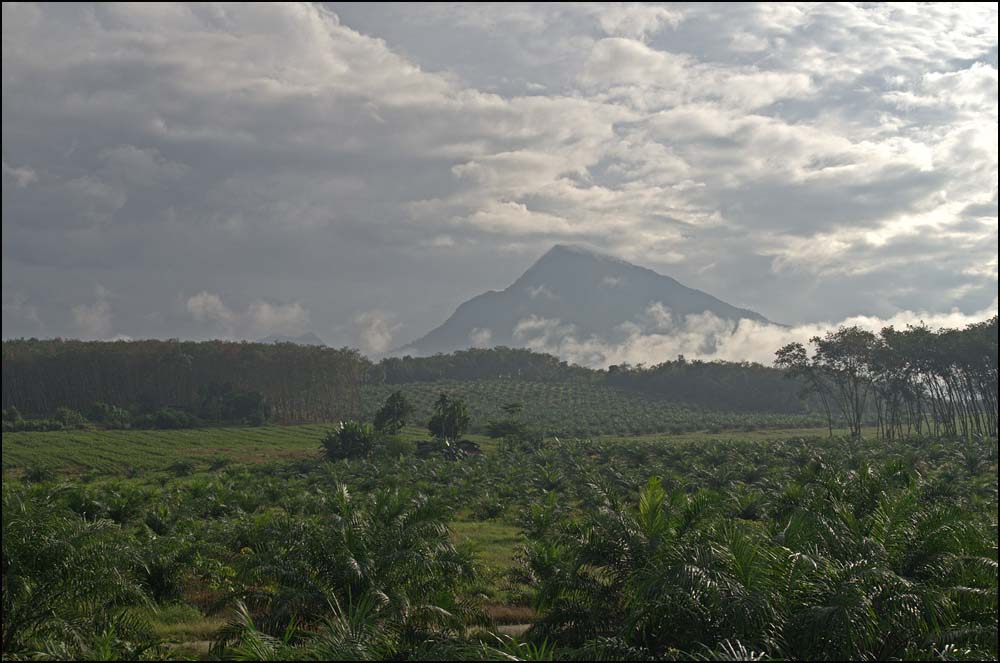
[398, 244, 775, 355]
[258, 332, 326, 346]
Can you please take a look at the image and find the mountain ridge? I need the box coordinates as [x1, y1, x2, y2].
[397, 244, 775, 356]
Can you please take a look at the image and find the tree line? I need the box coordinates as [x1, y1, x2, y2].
[371, 346, 594, 384]
[1, 339, 367, 424]
[4, 316, 996, 433]
[776, 316, 998, 439]
[603, 356, 811, 413]
[373, 347, 814, 413]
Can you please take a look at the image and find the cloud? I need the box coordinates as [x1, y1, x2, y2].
[354, 310, 401, 354]
[511, 300, 999, 369]
[526, 284, 557, 300]
[186, 292, 235, 326]
[2, 161, 37, 188]
[72, 286, 114, 339]
[185, 291, 308, 338]
[468, 327, 493, 347]
[1, 3, 996, 343]
[246, 301, 308, 337]
[3, 291, 43, 333]
[592, 3, 684, 41]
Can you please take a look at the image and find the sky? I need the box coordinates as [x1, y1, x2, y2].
[2, 2, 998, 361]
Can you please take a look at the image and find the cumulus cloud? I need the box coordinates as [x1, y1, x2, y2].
[2, 161, 37, 188]
[592, 3, 684, 41]
[468, 327, 493, 347]
[1, 3, 996, 344]
[72, 286, 114, 339]
[354, 310, 401, 354]
[186, 292, 235, 326]
[185, 291, 308, 339]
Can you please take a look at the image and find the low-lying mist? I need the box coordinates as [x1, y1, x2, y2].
[507, 298, 1000, 368]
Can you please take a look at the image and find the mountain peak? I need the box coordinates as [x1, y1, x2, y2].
[540, 243, 627, 264]
[398, 245, 772, 356]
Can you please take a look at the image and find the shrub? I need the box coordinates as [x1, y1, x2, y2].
[199, 383, 272, 425]
[376, 434, 415, 458]
[427, 393, 470, 440]
[167, 459, 196, 476]
[321, 421, 376, 460]
[374, 391, 413, 435]
[87, 402, 132, 429]
[135, 408, 197, 429]
[54, 406, 87, 428]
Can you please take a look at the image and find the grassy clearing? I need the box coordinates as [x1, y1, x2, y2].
[137, 604, 226, 643]
[1, 424, 496, 476]
[3, 419, 846, 478]
[451, 519, 524, 571]
[2, 424, 331, 475]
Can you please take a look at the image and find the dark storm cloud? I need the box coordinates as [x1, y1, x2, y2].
[2, 2, 996, 351]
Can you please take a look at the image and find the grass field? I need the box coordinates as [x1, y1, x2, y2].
[1, 420, 858, 477]
[0, 424, 502, 475]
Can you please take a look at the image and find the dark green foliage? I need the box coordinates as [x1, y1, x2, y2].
[519, 438, 998, 661]
[428, 393, 471, 440]
[321, 421, 377, 460]
[3, 428, 996, 660]
[199, 382, 272, 426]
[214, 485, 475, 655]
[373, 390, 413, 435]
[2, 339, 366, 423]
[487, 401, 540, 455]
[2, 488, 155, 657]
[2, 406, 66, 432]
[87, 401, 133, 429]
[135, 407, 198, 430]
[605, 357, 811, 413]
[486, 418, 531, 440]
[54, 406, 87, 428]
[375, 347, 593, 384]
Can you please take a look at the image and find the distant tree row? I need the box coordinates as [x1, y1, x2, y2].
[776, 316, 998, 439]
[1, 339, 366, 424]
[371, 346, 814, 413]
[603, 357, 811, 413]
[372, 347, 595, 384]
[5, 318, 995, 432]
[3, 382, 273, 432]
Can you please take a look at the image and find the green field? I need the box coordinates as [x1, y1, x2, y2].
[361, 379, 823, 437]
[3, 378, 828, 478]
[0, 424, 500, 475]
[1, 419, 861, 477]
[5, 421, 997, 660]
